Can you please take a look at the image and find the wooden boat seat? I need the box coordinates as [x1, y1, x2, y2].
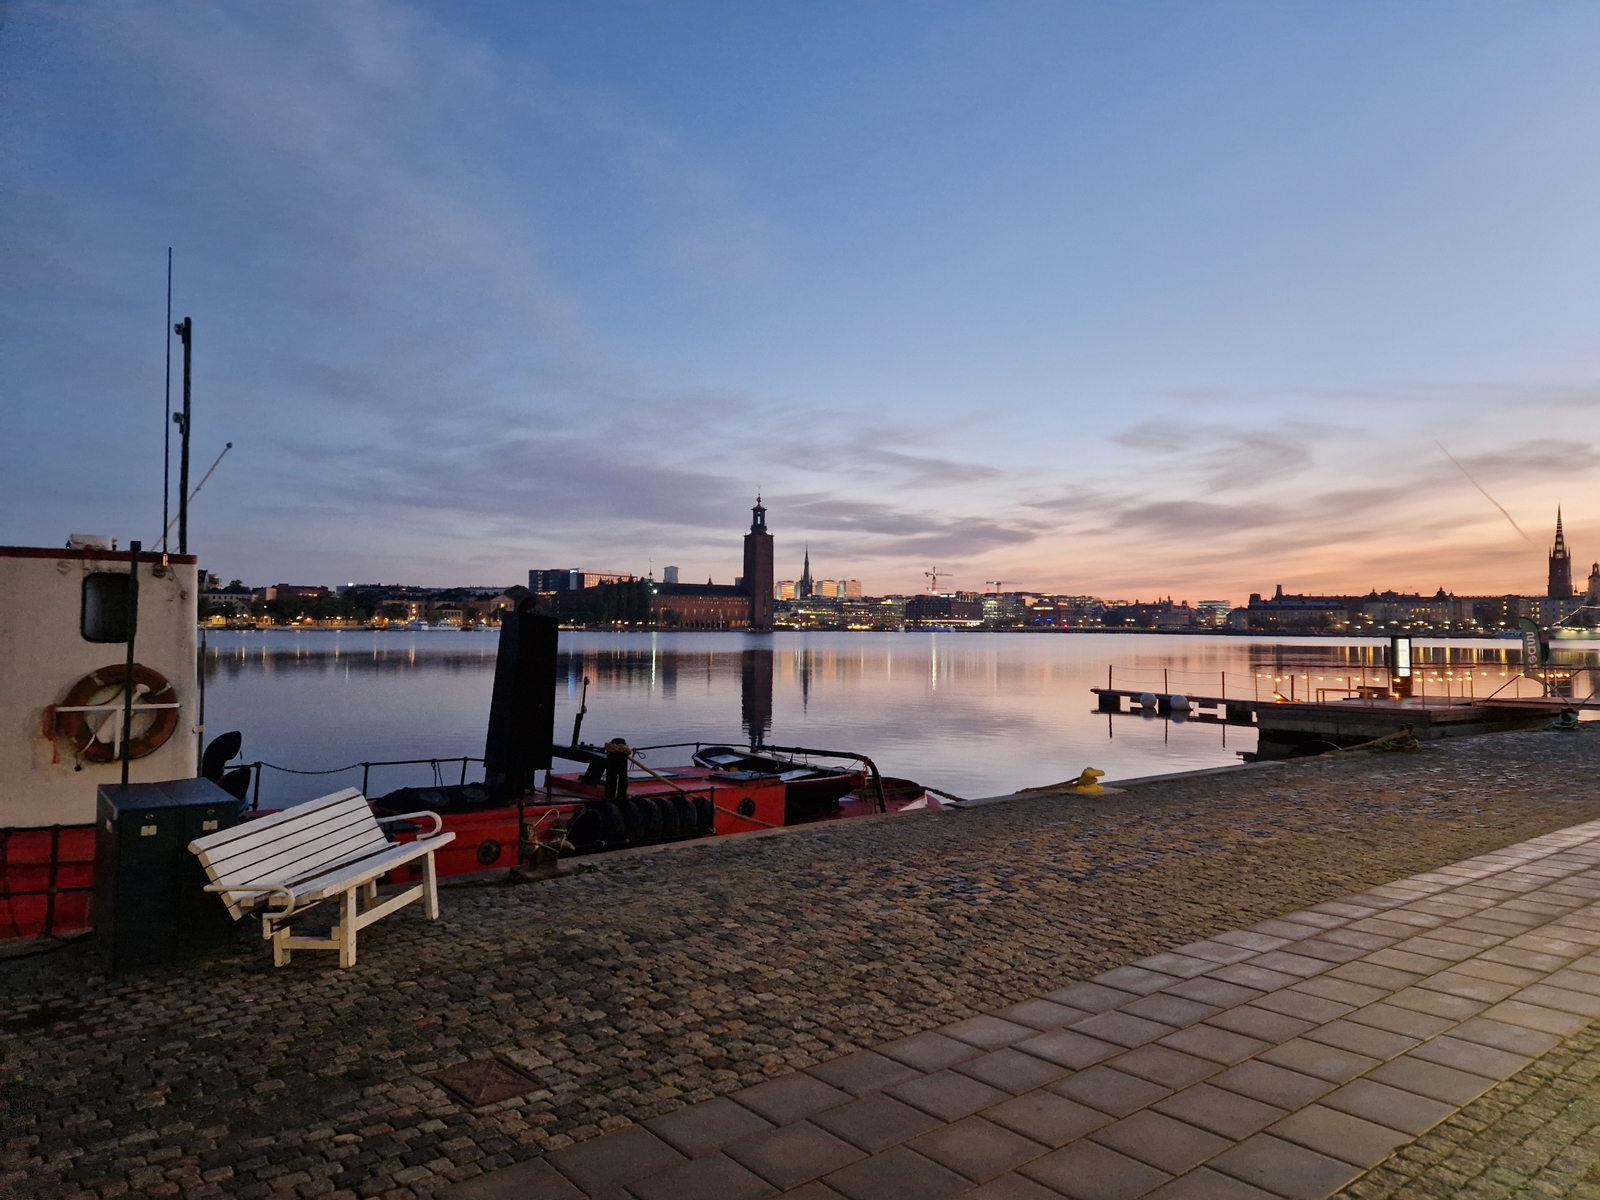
[187, 787, 455, 968]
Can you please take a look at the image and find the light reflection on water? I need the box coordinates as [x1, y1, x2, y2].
[200, 629, 1562, 807]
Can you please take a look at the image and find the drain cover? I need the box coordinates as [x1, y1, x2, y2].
[431, 1057, 540, 1107]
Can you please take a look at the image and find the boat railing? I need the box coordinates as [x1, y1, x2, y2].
[631, 740, 890, 814]
[240, 756, 484, 810]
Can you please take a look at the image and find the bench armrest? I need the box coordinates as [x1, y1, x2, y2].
[205, 882, 298, 919]
[374, 810, 444, 837]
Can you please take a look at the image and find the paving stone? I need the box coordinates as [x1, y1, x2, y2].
[1092, 967, 1180, 996]
[1480, 946, 1573, 972]
[1365, 1056, 1498, 1106]
[1042, 984, 1136, 1014]
[1447, 1016, 1561, 1057]
[1340, 1001, 1452, 1040]
[886, 1072, 1009, 1123]
[1069, 1012, 1176, 1050]
[942, 1018, 1039, 1050]
[806, 1052, 922, 1097]
[1019, 1139, 1172, 1200]
[1290, 977, 1389, 1007]
[1328, 961, 1424, 991]
[1175, 940, 1263, 966]
[1089, 1110, 1230, 1175]
[1267, 1105, 1411, 1168]
[996, 1001, 1094, 1032]
[1319, 929, 1399, 951]
[961, 1173, 1065, 1200]
[982, 1092, 1113, 1147]
[1104, 1045, 1220, 1090]
[878, 1032, 984, 1073]
[1153, 1083, 1286, 1140]
[1300, 1019, 1417, 1061]
[1249, 951, 1331, 979]
[1515, 982, 1600, 1017]
[1541, 967, 1600, 996]
[1250, 991, 1353, 1024]
[906, 1116, 1046, 1182]
[1405, 1035, 1532, 1080]
[1012, 1030, 1121, 1070]
[1257, 1039, 1379, 1084]
[1382, 986, 1488, 1020]
[733, 1076, 853, 1126]
[645, 1098, 774, 1158]
[1209, 1061, 1335, 1109]
[810, 1094, 941, 1154]
[822, 1144, 971, 1200]
[1282, 940, 1365, 965]
[1121, 995, 1220, 1029]
[722, 1122, 864, 1191]
[1145, 950, 1244, 974]
[1479, 998, 1590, 1036]
[1212, 931, 1291, 953]
[1209, 1134, 1364, 1200]
[1317, 1079, 1454, 1136]
[1203, 1006, 1315, 1045]
[1166, 978, 1265, 1008]
[547, 1126, 684, 1193]
[1158, 1025, 1270, 1066]
[1050, 1067, 1170, 1117]
[1413, 971, 1520, 1003]
[954, 1049, 1071, 1095]
[1144, 1167, 1280, 1199]
[1209, 964, 1304, 992]
[624, 1151, 776, 1200]
[1364, 949, 1458, 976]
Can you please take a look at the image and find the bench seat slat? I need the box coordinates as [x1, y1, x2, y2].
[189, 788, 365, 854]
[193, 796, 377, 868]
[201, 818, 388, 888]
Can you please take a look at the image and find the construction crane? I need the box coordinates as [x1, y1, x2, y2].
[924, 568, 945, 594]
[984, 580, 1012, 594]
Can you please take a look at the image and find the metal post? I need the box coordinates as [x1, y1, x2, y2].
[173, 318, 193, 555]
[120, 542, 141, 786]
[197, 626, 207, 773]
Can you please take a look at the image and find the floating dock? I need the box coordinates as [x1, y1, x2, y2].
[1090, 686, 1586, 758]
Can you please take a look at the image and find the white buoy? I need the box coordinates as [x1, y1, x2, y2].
[1139, 692, 1158, 709]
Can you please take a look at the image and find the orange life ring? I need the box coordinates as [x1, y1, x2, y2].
[53, 664, 180, 763]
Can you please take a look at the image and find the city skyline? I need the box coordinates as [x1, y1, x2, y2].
[5, 3, 1600, 595]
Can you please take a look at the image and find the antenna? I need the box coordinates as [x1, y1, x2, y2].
[156, 442, 232, 545]
[162, 250, 172, 555]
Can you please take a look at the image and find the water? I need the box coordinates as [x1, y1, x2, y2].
[201, 629, 1548, 806]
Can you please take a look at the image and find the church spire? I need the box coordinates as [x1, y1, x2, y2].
[798, 544, 813, 598]
[1550, 508, 1574, 599]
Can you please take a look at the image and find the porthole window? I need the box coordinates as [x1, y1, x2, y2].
[82, 573, 133, 643]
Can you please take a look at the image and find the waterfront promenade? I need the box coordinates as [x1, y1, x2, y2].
[9, 729, 1600, 1198]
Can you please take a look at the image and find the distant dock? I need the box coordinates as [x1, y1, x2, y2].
[1091, 683, 1586, 758]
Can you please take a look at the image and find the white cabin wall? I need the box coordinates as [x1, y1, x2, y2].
[0, 548, 198, 827]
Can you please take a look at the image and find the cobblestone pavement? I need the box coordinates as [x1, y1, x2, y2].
[7, 727, 1600, 1200]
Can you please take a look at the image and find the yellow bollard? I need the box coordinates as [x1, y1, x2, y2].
[1064, 768, 1106, 794]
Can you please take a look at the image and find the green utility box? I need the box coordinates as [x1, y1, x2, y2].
[94, 778, 240, 972]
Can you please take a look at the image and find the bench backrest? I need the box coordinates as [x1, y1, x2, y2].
[189, 787, 389, 919]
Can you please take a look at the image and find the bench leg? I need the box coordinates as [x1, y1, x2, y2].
[423, 850, 440, 920]
[269, 920, 291, 967]
[339, 887, 358, 968]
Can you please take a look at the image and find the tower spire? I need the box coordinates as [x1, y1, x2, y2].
[1549, 507, 1574, 599]
[798, 544, 813, 598]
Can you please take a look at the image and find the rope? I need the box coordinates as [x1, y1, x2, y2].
[922, 786, 970, 803]
[712, 803, 782, 829]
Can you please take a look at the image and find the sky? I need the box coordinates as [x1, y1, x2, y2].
[4, 1, 1600, 601]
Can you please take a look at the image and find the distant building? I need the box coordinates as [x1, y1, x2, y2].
[1234, 586, 1349, 631]
[662, 565, 680, 585]
[265, 584, 330, 602]
[843, 580, 863, 598]
[904, 594, 984, 626]
[1550, 510, 1574, 600]
[1196, 600, 1232, 627]
[775, 580, 797, 600]
[529, 568, 635, 592]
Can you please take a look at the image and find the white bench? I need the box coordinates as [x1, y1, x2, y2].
[188, 787, 456, 968]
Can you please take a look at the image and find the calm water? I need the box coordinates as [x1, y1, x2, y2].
[201, 629, 1552, 806]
